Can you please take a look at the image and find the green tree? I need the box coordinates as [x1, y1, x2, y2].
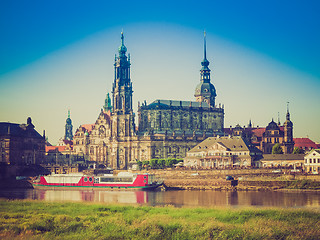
[272, 143, 283, 154]
[150, 159, 158, 169]
[165, 158, 174, 167]
[293, 147, 304, 154]
[158, 159, 165, 169]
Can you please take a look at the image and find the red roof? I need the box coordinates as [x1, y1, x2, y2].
[81, 124, 94, 133]
[294, 138, 319, 149]
[46, 145, 66, 152]
[251, 128, 266, 137]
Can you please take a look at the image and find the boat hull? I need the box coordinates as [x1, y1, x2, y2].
[33, 173, 162, 190]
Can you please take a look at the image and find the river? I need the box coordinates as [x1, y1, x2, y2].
[1, 189, 320, 208]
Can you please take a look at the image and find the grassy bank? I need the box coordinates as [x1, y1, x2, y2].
[1, 200, 320, 239]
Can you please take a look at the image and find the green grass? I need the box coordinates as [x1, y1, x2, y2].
[0, 200, 319, 239]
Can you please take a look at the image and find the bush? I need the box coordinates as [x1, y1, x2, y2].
[138, 158, 182, 169]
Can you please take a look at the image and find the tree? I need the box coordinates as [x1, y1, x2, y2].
[150, 159, 158, 169]
[293, 147, 304, 154]
[272, 143, 283, 154]
[158, 159, 165, 169]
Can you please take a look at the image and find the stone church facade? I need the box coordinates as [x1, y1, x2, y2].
[73, 33, 224, 169]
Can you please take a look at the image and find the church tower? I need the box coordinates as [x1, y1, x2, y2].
[64, 110, 73, 140]
[110, 32, 136, 169]
[283, 103, 294, 154]
[112, 32, 133, 115]
[103, 93, 112, 113]
[194, 31, 217, 107]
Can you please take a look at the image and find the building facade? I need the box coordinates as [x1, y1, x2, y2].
[73, 32, 224, 169]
[304, 149, 320, 173]
[184, 136, 262, 168]
[0, 117, 46, 165]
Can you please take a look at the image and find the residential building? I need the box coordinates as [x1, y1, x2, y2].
[304, 149, 320, 173]
[184, 136, 262, 168]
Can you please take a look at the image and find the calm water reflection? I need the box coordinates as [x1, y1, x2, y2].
[1, 189, 320, 208]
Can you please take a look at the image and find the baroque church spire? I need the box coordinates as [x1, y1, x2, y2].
[194, 31, 217, 107]
[112, 32, 133, 115]
[64, 109, 73, 140]
[103, 93, 112, 113]
[283, 102, 294, 153]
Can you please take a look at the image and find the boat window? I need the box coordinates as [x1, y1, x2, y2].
[144, 176, 147, 179]
[100, 177, 133, 183]
[89, 177, 93, 182]
[84, 177, 88, 182]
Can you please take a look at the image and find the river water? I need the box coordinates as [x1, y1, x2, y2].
[1, 189, 320, 209]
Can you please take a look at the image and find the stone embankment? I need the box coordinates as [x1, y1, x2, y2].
[132, 169, 320, 191]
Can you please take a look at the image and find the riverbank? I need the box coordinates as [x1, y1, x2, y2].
[1, 200, 319, 239]
[131, 169, 320, 191]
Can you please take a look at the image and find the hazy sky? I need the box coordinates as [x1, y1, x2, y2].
[1, 0, 319, 144]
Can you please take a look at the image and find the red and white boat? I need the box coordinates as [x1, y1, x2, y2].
[33, 172, 163, 190]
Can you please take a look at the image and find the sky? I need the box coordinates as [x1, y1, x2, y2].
[0, 0, 319, 145]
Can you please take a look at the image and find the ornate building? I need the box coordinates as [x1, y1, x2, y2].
[224, 105, 294, 154]
[73, 32, 224, 169]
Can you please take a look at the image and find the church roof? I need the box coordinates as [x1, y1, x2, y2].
[142, 99, 216, 110]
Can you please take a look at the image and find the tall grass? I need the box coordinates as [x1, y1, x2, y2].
[0, 200, 319, 239]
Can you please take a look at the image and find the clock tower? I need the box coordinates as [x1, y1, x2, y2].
[194, 31, 217, 107]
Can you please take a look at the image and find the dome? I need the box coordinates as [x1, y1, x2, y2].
[266, 120, 279, 130]
[194, 82, 216, 97]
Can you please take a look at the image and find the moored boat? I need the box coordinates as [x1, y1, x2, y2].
[33, 172, 163, 190]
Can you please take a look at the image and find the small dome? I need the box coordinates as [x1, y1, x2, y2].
[194, 82, 216, 97]
[266, 120, 279, 130]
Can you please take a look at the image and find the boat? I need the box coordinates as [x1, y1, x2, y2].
[33, 172, 163, 190]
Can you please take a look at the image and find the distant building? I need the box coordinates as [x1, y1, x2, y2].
[73, 32, 225, 169]
[294, 138, 320, 152]
[45, 139, 73, 165]
[259, 154, 304, 168]
[304, 149, 320, 173]
[0, 117, 45, 165]
[184, 136, 262, 168]
[224, 106, 294, 154]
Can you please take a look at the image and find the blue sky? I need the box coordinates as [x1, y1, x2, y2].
[0, 0, 319, 144]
